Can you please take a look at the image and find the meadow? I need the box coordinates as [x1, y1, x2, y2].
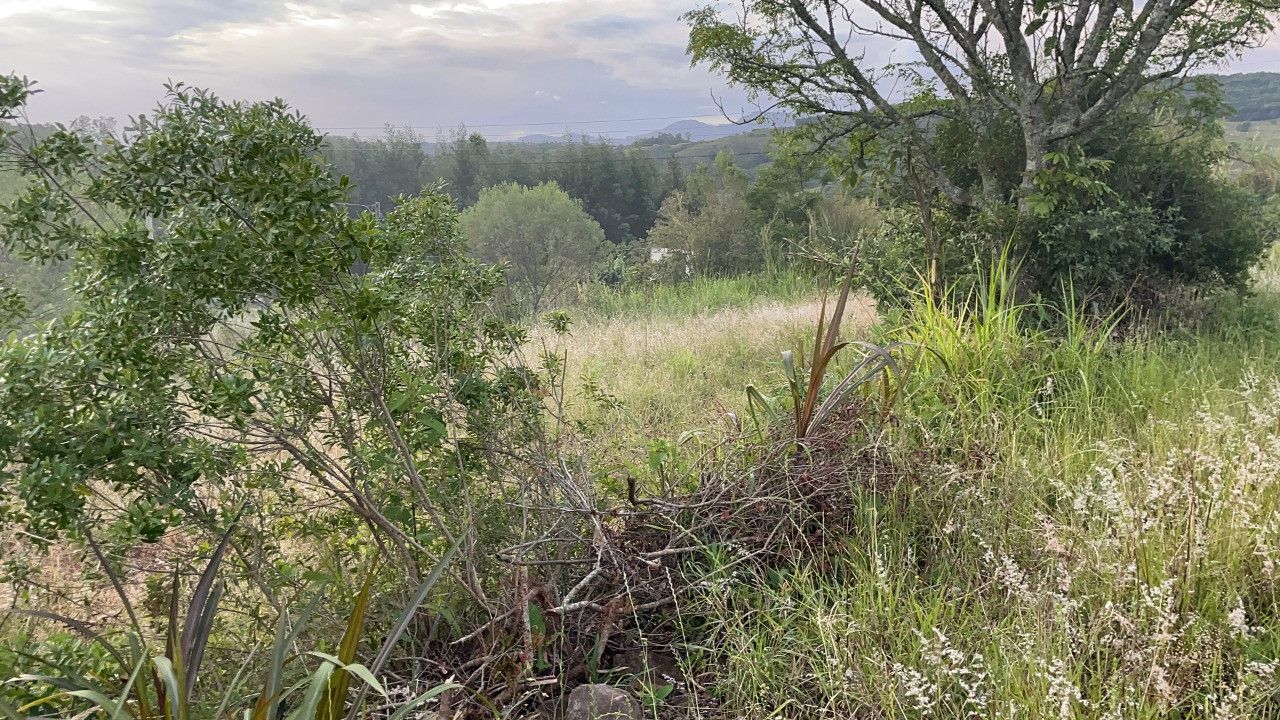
[537, 249, 1280, 718]
[4, 236, 1280, 719]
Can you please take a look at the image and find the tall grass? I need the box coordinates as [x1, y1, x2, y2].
[2, 535, 460, 720]
[532, 277, 875, 472]
[689, 257, 1280, 719]
[568, 271, 817, 320]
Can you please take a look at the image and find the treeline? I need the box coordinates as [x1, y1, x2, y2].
[322, 128, 684, 244]
[320, 127, 869, 310]
[2, 118, 841, 321]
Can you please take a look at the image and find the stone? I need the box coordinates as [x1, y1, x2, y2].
[565, 684, 641, 720]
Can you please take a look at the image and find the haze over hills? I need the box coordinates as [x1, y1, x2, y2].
[1203, 71, 1280, 120]
[512, 116, 792, 145]
[502, 74, 1280, 146]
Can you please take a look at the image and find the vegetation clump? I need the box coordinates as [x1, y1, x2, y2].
[4, 1, 1280, 711]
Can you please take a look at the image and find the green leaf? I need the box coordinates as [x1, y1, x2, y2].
[284, 662, 334, 720]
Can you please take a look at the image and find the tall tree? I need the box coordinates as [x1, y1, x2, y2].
[323, 125, 429, 214]
[649, 152, 763, 276]
[449, 129, 493, 206]
[686, 0, 1277, 210]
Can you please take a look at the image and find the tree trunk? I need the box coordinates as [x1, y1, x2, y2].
[1019, 131, 1050, 214]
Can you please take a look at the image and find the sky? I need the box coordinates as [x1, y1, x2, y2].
[4, 0, 1279, 140]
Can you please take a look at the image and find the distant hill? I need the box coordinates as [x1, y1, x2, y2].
[512, 133, 571, 145]
[1199, 72, 1280, 121]
[635, 127, 777, 177]
[628, 119, 745, 144]
[513, 116, 791, 146]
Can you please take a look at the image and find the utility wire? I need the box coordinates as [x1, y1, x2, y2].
[359, 152, 776, 171]
[314, 113, 738, 131]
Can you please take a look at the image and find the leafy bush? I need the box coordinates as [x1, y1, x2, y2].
[0, 77, 540, 612]
[461, 181, 607, 312]
[647, 154, 764, 276]
[1021, 114, 1278, 304]
[846, 83, 1278, 311]
[854, 206, 985, 308]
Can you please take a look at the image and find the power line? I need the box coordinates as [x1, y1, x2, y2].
[398, 152, 775, 169]
[314, 113, 735, 131]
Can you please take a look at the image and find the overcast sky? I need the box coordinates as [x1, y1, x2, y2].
[4, 0, 1279, 139]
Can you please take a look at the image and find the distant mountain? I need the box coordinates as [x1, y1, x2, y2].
[627, 116, 792, 144]
[631, 126, 778, 178]
[511, 116, 792, 146]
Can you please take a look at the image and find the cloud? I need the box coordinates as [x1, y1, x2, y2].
[3, 1, 1275, 134]
[2, 0, 747, 133]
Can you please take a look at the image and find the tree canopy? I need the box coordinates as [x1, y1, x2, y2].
[323, 130, 676, 244]
[461, 181, 608, 311]
[687, 0, 1277, 209]
[0, 78, 540, 608]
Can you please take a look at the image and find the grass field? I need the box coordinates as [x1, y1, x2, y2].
[561, 252, 1280, 718]
[538, 273, 853, 469]
[4, 252, 1280, 718]
[3, 145, 1278, 716]
[1227, 119, 1280, 153]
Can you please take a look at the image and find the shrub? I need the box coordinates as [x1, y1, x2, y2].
[855, 206, 985, 309]
[461, 181, 607, 312]
[864, 87, 1279, 311]
[647, 153, 765, 277]
[0, 77, 541, 612]
[1021, 118, 1278, 305]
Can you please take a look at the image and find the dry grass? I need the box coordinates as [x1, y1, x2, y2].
[531, 294, 877, 464]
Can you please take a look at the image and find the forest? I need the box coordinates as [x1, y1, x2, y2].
[4, 1, 1280, 719]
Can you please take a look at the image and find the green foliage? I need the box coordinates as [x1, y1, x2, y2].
[750, 269, 908, 440]
[461, 181, 608, 312]
[0, 76, 540, 619]
[3, 537, 458, 719]
[1021, 102, 1278, 303]
[745, 140, 827, 241]
[686, 1, 1280, 311]
[635, 127, 776, 178]
[849, 83, 1279, 308]
[323, 129, 675, 244]
[694, 257, 1280, 718]
[647, 152, 764, 276]
[571, 270, 817, 319]
[320, 126, 427, 215]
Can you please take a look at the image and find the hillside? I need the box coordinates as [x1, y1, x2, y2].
[1226, 117, 1280, 151]
[637, 126, 776, 176]
[1201, 71, 1280, 120]
[513, 116, 791, 146]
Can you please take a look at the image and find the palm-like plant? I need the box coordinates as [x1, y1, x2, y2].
[748, 266, 911, 441]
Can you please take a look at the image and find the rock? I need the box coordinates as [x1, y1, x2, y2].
[566, 684, 641, 720]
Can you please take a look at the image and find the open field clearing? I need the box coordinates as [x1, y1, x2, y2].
[538, 290, 875, 445]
